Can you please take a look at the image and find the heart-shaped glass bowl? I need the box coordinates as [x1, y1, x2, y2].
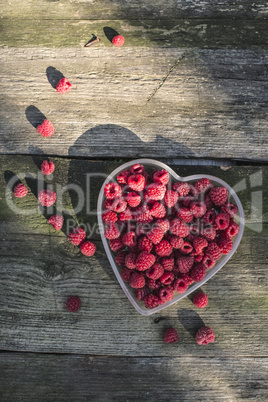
[97, 159, 245, 316]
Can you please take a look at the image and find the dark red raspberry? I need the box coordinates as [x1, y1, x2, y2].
[170, 219, 190, 237]
[56, 77, 72, 93]
[156, 218, 170, 233]
[221, 203, 238, 218]
[202, 255, 216, 270]
[161, 257, 174, 271]
[38, 189, 56, 207]
[196, 326, 215, 345]
[14, 183, 28, 198]
[164, 328, 179, 343]
[146, 183, 166, 200]
[134, 286, 150, 301]
[109, 238, 124, 252]
[102, 210, 118, 224]
[206, 242, 222, 261]
[195, 254, 204, 263]
[111, 197, 127, 213]
[130, 164, 145, 175]
[147, 278, 161, 290]
[174, 278, 188, 293]
[190, 201, 207, 218]
[177, 256, 194, 273]
[159, 286, 174, 302]
[193, 237, 208, 254]
[135, 205, 153, 223]
[225, 221, 239, 238]
[160, 272, 174, 285]
[104, 182, 122, 199]
[155, 240, 173, 257]
[116, 169, 130, 184]
[127, 174, 146, 191]
[48, 214, 63, 230]
[177, 207, 193, 223]
[112, 34, 125, 46]
[147, 227, 164, 245]
[204, 194, 214, 209]
[190, 263, 206, 282]
[80, 241, 96, 256]
[68, 227, 86, 246]
[149, 202, 166, 218]
[104, 199, 113, 210]
[136, 251, 156, 271]
[36, 119, 54, 137]
[129, 272, 145, 288]
[41, 160, 55, 175]
[122, 231, 137, 247]
[170, 236, 184, 249]
[66, 296, 81, 312]
[119, 207, 132, 221]
[215, 212, 230, 230]
[164, 190, 179, 208]
[193, 292, 208, 308]
[153, 169, 169, 185]
[126, 191, 141, 207]
[146, 263, 164, 280]
[125, 253, 137, 269]
[138, 236, 153, 252]
[202, 225, 217, 241]
[180, 241, 193, 255]
[173, 182, 190, 197]
[218, 236, 233, 254]
[179, 273, 194, 285]
[195, 178, 211, 193]
[115, 251, 127, 266]
[203, 209, 216, 224]
[104, 223, 120, 239]
[144, 294, 160, 309]
[121, 267, 132, 282]
[209, 187, 228, 206]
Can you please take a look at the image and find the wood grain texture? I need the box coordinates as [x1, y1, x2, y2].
[0, 156, 267, 356]
[0, 48, 268, 161]
[1, 353, 268, 401]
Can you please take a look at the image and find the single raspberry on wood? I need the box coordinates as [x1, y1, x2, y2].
[112, 34, 125, 46]
[177, 256, 194, 274]
[138, 236, 153, 252]
[38, 189, 56, 207]
[164, 190, 179, 208]
[155, 240, 173, 257]
[215, 212, 230, 230]
[127, 174, 146, 191]
[136, 251, 156, 271]
[66, 296, 81, 312]
[164, 328, 179, 343]
[116, 169, 130, 184]
[144, 294, 160, 309]
[170, 219, 190, 238]
[195, 178, 211, 193]
[129, 272, 145, 288]
[41, 160, 55, 175]
[121, 267, 132, 282]
[145, 263, 164, 280]
[104, 182, 122, 199]
[190, 263, 206, 282]
[14, 183, 28, 198]
[225, 221, 239, 238]
[80, 241, 96, 256]
[177, 207, 193, 223]
[146, 183, 166, 200]
[109, 238, 124, 252]
[209, 187, 228, 206]
[190, 201, 207, 218]
[196, 326, 215, 345]
[153, 169, 169, 185]
[102, 210, 118, 224]
[205, 242, 222, 261]
[36, 119, 54, 137]
[48, 214, 63, 230]
[56, 77, 72, 94]
[68, 227, 86, 246]
[173, 278, 188, 294]
[126, 191, 141, 208]
[147, 227, 164, 245]
[193, 292, 208, 308]
[221, 203, 238, 218]
[173, 182, 190, 197]
[149, 202, 166, 218]
[159, 286, 174, 302]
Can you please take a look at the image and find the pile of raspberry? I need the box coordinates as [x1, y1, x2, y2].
[102, 163, 239, 309]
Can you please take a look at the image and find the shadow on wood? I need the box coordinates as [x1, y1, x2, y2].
[103, 26, 120, 43]
[25, 105, 46, 129]
[177, 308, 205, 338]
[46, 66, 64, 90]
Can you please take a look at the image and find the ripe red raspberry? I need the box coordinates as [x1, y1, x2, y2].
[159, 286, 174, 302]
[136, 251, 156, 271]
[102, 210, 118, 224]
[80, 241, 96, 256]
[119, 207, 132, 221]
[225, 221, 239, 238]
[206, 242, 222, 261]
[190, 201, 207, 218]
[170, 219, 190, 237]
[125, 253, 137, 269]
[122, 231, 137, 247]
[209, 186, 228, 206]
[202, 255, 216, 270]
[146, 278, 161, 290]
[146, 263, 164, 280]
[48, 214, 63, 230]
[156, 218, 170, 233]
[149, 202, 166, 218]
[112, 34, 125, 46]
[116, 169, 130, 184]
[202, 225, 217, 241]
[221, 203, 238, 218]
[155, 240, 173, 257]
[147, 227, 164, 245]
[38, 189, 56, 207]
[164, 190, 179, 208]
[121, 267, 132, 282]
[111, 197, 127, 213]
[129, 272, 145, 288]
[161, 257, 174, 271]
[193, 237, 208, 254]
[41, 160, 55, 175]
[195, 178, 211, 193]
[138, 236, 153, 252]
[134, 286, 150, 301]
[66, 296, 81, 312]
[153, 169, 169, 185]
[174, 278, 188, 293]
[179, 273, 194, 285]
[177, 207, 193, 223]
[204, 194, 214, 209]
[109, 238, 124, 252]
[68, 227, 86, 246]
[177, 256, 194, 273]
[203, 209, 216, 224]
[180, 241, 193, 255]
[126, 191, 141, 208]
[218, 236, 233, 254]
[115, 251, 127, 266]
[14, 183, 28, 198]
[160, 271, 174, 285]
[144, 294, 160, 309]
[170, 236, 184, 249]
[215, 212, 230, 230]
[135, 205, 153, 223]
[56, 77, 72, 94]
[104, 182, 122, 199]
[127, 174, 146, 191]
[36, 119, 54, 137]
[193, 292, 208, 308]
[146, 183, 166, 200]
[173, 182, 190, 197]
[195, 254, 204, 263]
[190, 263, 206, 282]
[196, 326, 215, 345]
[130, 163, 145, 175]
[164, 328, 179, 343]
[104, 199, 113, 210]
[104, 223, 120, 239]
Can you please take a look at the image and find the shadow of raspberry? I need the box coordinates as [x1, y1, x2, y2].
[177, 308, 205, 339]
[103, 26, 120, 43]
[46, 66, 65, 90]
[25, 105, 47, 129]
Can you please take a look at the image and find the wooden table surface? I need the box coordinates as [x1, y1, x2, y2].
[1, 1, 268, 400]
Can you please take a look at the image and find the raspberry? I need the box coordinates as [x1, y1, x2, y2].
[119, 207, 132, 221]
[218, 236, 233, 254]
[126, 192, 141, 208]
[161, 257, 174, 271]
[115, 251, 127, 266]
[174, 278, 188, 293]
[196, 326, 215, 345]
[138, 236, 153, 252]
[149, 202, 166, 218]
[177, 207, 193, 223]
[80, 241, 96, 256]
[146, 263, 164, 280]
[130, 164, 145, 175]
[170, 219, 190, 238]
[204, 194, 214, 209]
[147, 227, 164, 245]
[129, 272, 145, 288]
[111, 197, 127, 213]
[125, 253, 137, 269]
[190, 263, 206, 282]
[179, 273, 194, 285]
[177, 256, 194, 273]
[209, 187, 228, 206]
[202, 255, 216, 270]
[180, 241, 193, 255]
[221, 203, 238, 218]
[190, 201, 207, 218]
[104, 223, 120, 239]
[170, 236, 184, 249]
[193, 292, 208, 308]
[116, 169, 130, 184]
[202, 226, 217, 241]
[195, 254, 204, 263]
[41, 160, 55, 175]
[38, 189, 56, 207]
[103, 199, 113, 210]
[112, 34, 125, 46]
[136, 251, 156, 271]
[225, 221, 239, 238]
[203, 209, 216, 224]
[205, 242, 222, 261]
[215, 212, 230, 230]
[147, 278, 161, 290]
[127, 174, 146, 191]
[122, 231, 137, 247]
[104, 182, 122, 199]
[173, 182, 190, 197]
[153, 169, 169, 185]
[159, 287, 174, 302]
[195, 178, 211, 193]
[134, 286, 150, 301]
[56, 77, 72, 94]
[48, 214, 63, 230]
[164, 328, 179, 343]
[193, 237, 208, 254]
[155, 240, 173, 257]
[109, 238, 124, 252]
[160, 272, 174, 285]
[66, 296, 81, 312]
[14, 183, 28, 198]
[68, 227, 86, 246]
[144, 294, 160, 309]
[36, 119, 54, 137]
[121, 267, 132, 282]
[164, 190, 179, 208]
[155, 218, 170, 233]
[135, 205, 153, 223]
[102, 210, 118, 224]
[146, 183, 166, 200]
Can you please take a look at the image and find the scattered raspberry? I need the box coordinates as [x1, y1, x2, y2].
[116, 169, 130, 184]
[146, 263, 164, 280]
[104, 182, 122, 199]
[215, 212, 230, 230]
[170, 219, 190, 238]
[14, 183, 28, 198]
[68, 227, 86, 246]
[155, 240, 173, 257]
[170, 236, 184, 249]
[177, 207, 193, 223]
[164, 328, 179, 343]
[193, 292, 208, 308]
[104, 223, 120, 239]
[193, 237, 208, 254]
[196, 326, 215, 345]
[127, 174, 146, 191]
[102, 210, 118, 224]
[205, 242, 222, 261]
[221, 203, 238, 218]
[112, 34, 125, 46]
[38, 189, 56, 207]
[56, 77, 72, 94]
[164, 190, 179, 208]
[115, 251, 127, 266]
[80, 241, 96, 256]
[134, 286, 150, 301]
[136, 251, 156, 271]
[174, 278, 188, 293]
[159, 287, 174, 302]
[125, 253, 137, 269]
[209, 187, 228, 206]
[225, 221, 239, 238]
[126, 192, 141, 208]
[48, 214, 63, 230]
[138, 236, 153, 252]
[146, 183, 166, 200]
[36, 119, 54, 137]
[190, 263, 206, 282]
[41, 160, 55, 175]
[66, 296, 81, 312]
[119, 207, 132, 221]
[156, 218, 170, 233]
[202, 255, 216, 270]
[109, 238, 124, 252]
[130, 164, 145, 175]
[190, 201, 207, 218]
[147, 227, 164, 245]
[111, 197, 127, 213]
[160, 272, 174, 285]
[177, 256, 194, 273]
[121, 267, 132, 282]
[153, 169, 169, 185]
[180, 241, 193, 255]
[129, 272, 145, 288]
[218, 236, 233, 254]
[122, 231, 137, 247]
[149, 202, 166, 218]
[173, 182, 190, 197]
[161, 257, 174, 271]
[203, 209, 216, 224]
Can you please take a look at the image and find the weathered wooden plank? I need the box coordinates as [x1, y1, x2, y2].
[0, 48, 267, 161]
[1, 353, 268, 401]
